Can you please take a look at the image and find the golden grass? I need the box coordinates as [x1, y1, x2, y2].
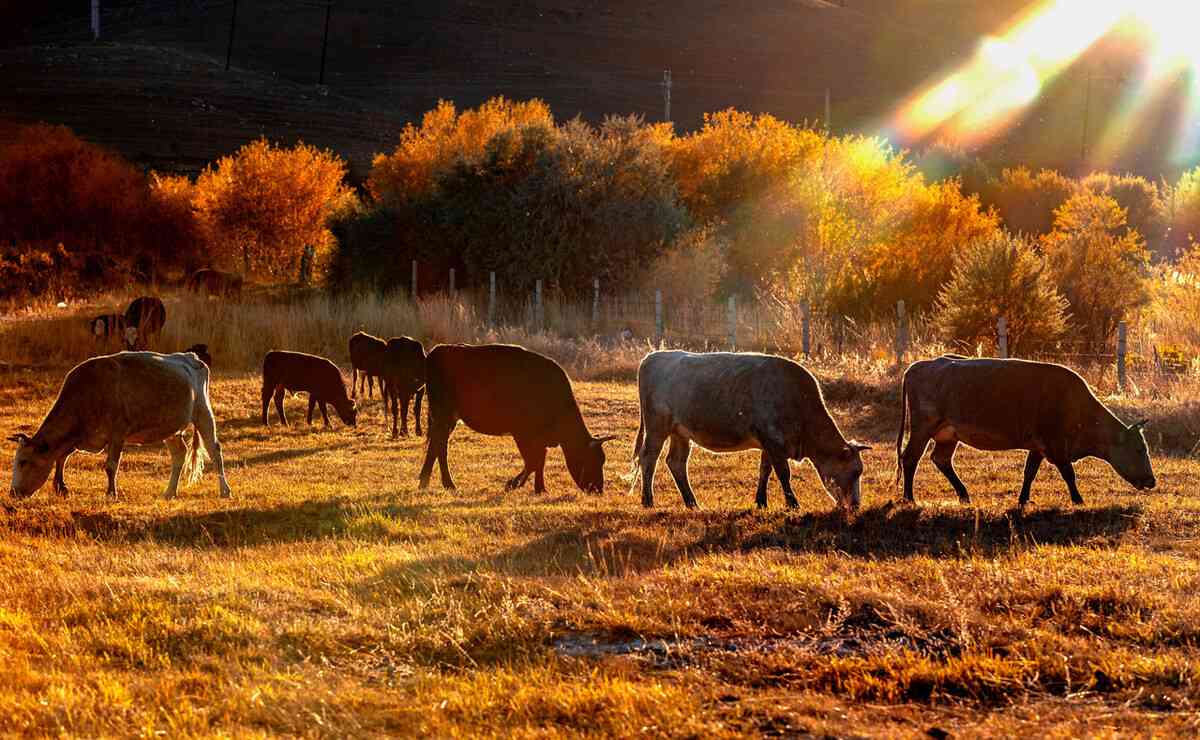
[0, 365, 1198, 737]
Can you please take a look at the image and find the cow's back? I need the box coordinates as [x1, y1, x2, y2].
[427, 344, 576, 436]
[906, 356, 1097, 439]
[639, 350, 825, 447]
[48, 352, 199, 448]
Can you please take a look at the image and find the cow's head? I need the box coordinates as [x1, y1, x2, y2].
[813, 441, 871, 513]
[8, 433, 52, 499]
[567, 435, 617, 494]
[1109, 419, 1156, 491]
[123, 326, 141, 351]
[336, 399, 358, 427]
[91, 317, 106, 338]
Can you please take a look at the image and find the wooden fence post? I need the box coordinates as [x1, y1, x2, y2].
[801, 301, 811, 358]
[592, 278, 600, 328]
[654, 289, 664, 343]
[448, 268, 455, 295]
[998, 316, 1008, 358]
[1117, 321, 1128, 392]
[895, 300, 908, 366]
[835, 314, 844, 356]
[488, 271, 496, 329]
[727, 295, 737, 350]
[411, 260, 418, 300]
[535, 279, 543, 331]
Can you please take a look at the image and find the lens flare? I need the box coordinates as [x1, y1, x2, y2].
[889, 0, 1199, 163]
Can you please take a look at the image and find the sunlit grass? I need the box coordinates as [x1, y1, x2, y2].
[0, 368, 1197, 735]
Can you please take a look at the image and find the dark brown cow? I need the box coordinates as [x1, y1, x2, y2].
[124, 296, 166, 350]
[380, 336, 426, 438]
[898, 355, 1156, 506]
[348, 331, 388, 399]
[184, 344, 213, 369]
[261, 351, 357, 429]
[187, 269, 244, 299]
[418, 344, 615, 494]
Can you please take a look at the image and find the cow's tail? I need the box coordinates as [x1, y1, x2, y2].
[182, 427, 209, 487]
[624, 413, 645, 491]
[894, 367, 909, 491]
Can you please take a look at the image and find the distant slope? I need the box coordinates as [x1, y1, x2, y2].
[4, 1, 1186, 178]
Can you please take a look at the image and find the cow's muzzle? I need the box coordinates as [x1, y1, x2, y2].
[1141, 476, 1157, 491]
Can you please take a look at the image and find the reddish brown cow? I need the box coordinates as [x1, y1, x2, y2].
[418, 344, 615, 494]
[124, 296, 166, 350]
[261, 351, 357, 429]
[187, 269, 244, 299]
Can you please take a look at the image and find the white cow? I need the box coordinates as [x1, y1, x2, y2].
[631, 350, 869, 511]
[9, 351, 232, 500]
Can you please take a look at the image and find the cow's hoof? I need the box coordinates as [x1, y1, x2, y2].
[220, 489, 233, 499]
[54, 485, 69, 498]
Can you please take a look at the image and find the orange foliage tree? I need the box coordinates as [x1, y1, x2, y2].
[975, 166, 1076, 237]
[0, 123, 190, 292]
[367, 97, 554, 204]
[192, 139, 355, 279]
[1040, 191, 1150, 345]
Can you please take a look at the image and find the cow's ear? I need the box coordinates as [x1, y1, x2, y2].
[6, 433, 30, 446]
[849, 441, 872, 452]
[1131, 419, 1149, 431]
[592, 435, 618, 447]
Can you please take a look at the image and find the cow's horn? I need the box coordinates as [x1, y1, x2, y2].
[1131, 419, 1149, 430]
[593, 435, 618, 445]
[849, 441, 872, 451]
[6, 433, 30, 445]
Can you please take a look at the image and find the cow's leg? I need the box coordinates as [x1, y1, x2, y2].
[306, 396, 317, 426]
[261, 382, 272, 426]
[367, 374, 375, 399]
[351, 368, 359, 399]
[1054, 461, 1084, 505]
[195, 404, 232, 498]
[763, 443, 797, 508]
[1018, 451, 1044, 507]
[274, 386, 288, 426]
[53, 452, 72, 497]
[319, 401, 331, 429]
[930, 441, 971, 503]
[104, 439, 125, 500]
[508, 438, 547, 493]
[755, 451, 773, 509]
[638, 423, 669, 508]
[399, 391, 411, 437]
[163, 435, 187, 499]
[419, 413, 457, 490]
[414, 388, 424, 436]
[665, 433, 698, 509]
[900, 429, 932, 503]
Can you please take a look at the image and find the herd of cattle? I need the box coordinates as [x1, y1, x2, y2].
[9, 300, 1159, 510]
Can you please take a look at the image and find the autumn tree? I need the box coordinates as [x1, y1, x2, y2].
[934, 232, 1068, 355]
[1040, 191, 1150, 345]
[193, 139, 355, 279]
[975, 166, 1075, 236]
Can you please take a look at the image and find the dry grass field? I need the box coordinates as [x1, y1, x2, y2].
[1, 352, 1199, 736]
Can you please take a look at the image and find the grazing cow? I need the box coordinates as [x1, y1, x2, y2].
[123, 296, 167, 350]
[184, 343, 213, 369]
[418, 344, 616, 494]
[897, 355, 1157, 506]
[187, 268, 244, 299]
[261, 350, 357, 429]
[380, 336, 426, 438]
[7, 351, 232, 500]
[88, 313, 127, 347]
[632, 350, 870, 511]
[348, 331, 388, 399]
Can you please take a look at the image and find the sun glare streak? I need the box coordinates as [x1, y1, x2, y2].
[890, 0, 1198, 160]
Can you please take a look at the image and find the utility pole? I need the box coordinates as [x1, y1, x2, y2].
[318, 1, 333, 85]
[1080, 70, 1093, 166]
[824, 87, 831, 132]
[225, 0, 238, 71]
[91, 0, 100, 40]
[662, 70, 672, 124]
